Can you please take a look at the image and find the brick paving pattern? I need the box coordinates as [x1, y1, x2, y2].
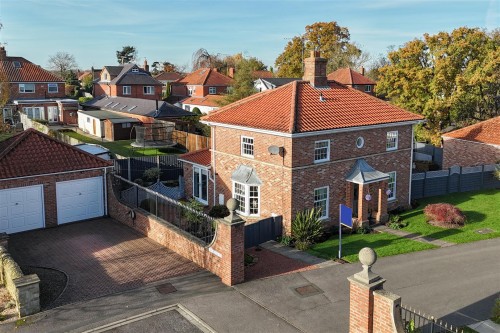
[244, 247, 317, 281]
[9, 218, 201, 307]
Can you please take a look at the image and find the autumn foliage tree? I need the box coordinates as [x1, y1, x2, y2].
[377, 27, 499, 143]
[219, 57, 260, 106]
[275, 21, 368, 78]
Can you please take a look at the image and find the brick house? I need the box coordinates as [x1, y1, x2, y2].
[154, 71, 183, 95]
[0, 129, 112, 234]
[170, 68, 232, 114]
[0, 46, 79, 125]
[180, 51, 423, 232]
[327, 67, 376, 95]
[442, 116, 500, 168]
[93, 61, 163, 100]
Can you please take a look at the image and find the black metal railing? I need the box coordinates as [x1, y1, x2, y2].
[112, 174, 216, 244]
[401, 305, 466, 333]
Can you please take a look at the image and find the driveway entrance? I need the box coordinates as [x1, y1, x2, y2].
[8, 218, 201, 308]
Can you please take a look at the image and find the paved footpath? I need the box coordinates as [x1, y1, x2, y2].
[373, 225, 455, 247]
[1, 238, 498, 333]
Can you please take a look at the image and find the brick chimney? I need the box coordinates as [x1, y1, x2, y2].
[0, 46, 6, 59]
[303, 50, 328, 87]
[228, 67, 235, 78]
[360, 66, 365, 76]
[143, 58, 149, 72]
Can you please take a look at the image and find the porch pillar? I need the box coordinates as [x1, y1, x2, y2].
[346, 182, 354, 209]
[358, 184, 370, 225]
[376, 181, 389, 224]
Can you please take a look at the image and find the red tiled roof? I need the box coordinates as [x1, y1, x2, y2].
[0, 57, 64, 82]
[253, 70, 274, 79]
[0, 129, 112, 179]
[327, 68, 376, 86]
[203, 81, 423, 133]
[179, 149, 211, 166]
[155, 72, 183, 81]
[182, 95, 224, 108]
[174, 68, 232, 86]
[442, 117, 500, 145]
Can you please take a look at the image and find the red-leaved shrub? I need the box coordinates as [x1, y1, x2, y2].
[423, 203, 466, 228]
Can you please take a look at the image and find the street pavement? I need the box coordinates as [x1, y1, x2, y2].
[1, 238, 498, 333]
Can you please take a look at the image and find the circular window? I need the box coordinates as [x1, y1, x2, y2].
[356, 137, 365, 148]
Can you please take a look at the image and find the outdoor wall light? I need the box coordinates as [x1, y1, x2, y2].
[365, 194, 372, 201]
[386, 189, 392, 196]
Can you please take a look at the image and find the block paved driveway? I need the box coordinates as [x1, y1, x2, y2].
[9, 218, 201, 308]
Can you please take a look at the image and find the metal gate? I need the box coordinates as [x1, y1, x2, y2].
[244, 216, 283, 249]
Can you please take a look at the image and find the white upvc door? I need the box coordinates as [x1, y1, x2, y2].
[47, 106, 59, 123]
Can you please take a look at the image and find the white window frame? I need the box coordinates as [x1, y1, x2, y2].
[241, 136, 254, 158]
[387, 171, 396, 201]
[123, 86, 131, 95]
[314, 186, 329, 220]
[193, 166, 209, 204]
[47, 83, 58, 93]
[143, 86, 154, 95]
[23, 107, 44, 120]
[386, 131, 398, 151]
[232, 181, 260, 216]
[2, 108, 12, 119]
[364, 85, 372, 92]
[209, 87, 217, 94]
[314, 139, 330, 163]
[188, 86, 194, 96]
[132, 68, 139, 73]
[19, 83, 35, 93]
[356, 137, 365, 148]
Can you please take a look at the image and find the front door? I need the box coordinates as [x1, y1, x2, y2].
[47, 106, 59, 123]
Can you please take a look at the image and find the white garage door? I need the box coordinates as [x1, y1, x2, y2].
[56, 176, 104, 224]
[0, 185, 44, 234]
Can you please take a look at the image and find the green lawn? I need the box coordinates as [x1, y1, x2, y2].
[308, 232, 437, 262]
[400, 189, 500, 243]
[60, 130, 184, 157]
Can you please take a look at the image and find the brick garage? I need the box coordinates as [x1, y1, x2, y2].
[0, 129, 112, 234]
[442, 117, 500, 168]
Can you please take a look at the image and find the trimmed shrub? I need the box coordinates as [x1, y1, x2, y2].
[292, 208, 324, 250]
[492, 297, 500, 324]
[143, 167, 161, 182]
[208, 205, 230, 218]
[423, 203, 466, 228]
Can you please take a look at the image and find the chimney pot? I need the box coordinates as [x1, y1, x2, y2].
[0, 46, 6, 59]
[360, 66, 365, 76]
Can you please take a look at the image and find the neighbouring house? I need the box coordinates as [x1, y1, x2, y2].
[170, 68, 232, 114]
[254, 77, 299, 92]
[0, 46, 79, 125]
[327, 67, 376, 95]
[80, 96, 194, 141]
[180, 51, 424, 232]
[0, 129, 112, 234]
[154, 71, 183, 95]
[442, 117, 500, 168]
[93, 60, 163, 100]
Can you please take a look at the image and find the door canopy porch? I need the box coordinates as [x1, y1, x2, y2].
[345, 159, 389, 184]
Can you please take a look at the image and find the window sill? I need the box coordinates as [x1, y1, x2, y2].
[241, 154, 254, 159]
[386, 148, 398, 152]
[314, 159, 330, 164]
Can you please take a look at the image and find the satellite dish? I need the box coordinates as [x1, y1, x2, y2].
[268, 145, 281, 155]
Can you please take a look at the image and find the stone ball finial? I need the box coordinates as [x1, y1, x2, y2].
[359, 247, 377, 267]
[226, 198, 238, 212]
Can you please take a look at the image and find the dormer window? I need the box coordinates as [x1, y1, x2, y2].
[132, 68, 139, 73]
[103, 73, 109, 81]
[209, 87, 216, 94]
[188, 86, 194, 96]
[365, 85, 372, 92]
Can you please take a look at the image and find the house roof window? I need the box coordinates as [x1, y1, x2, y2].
[13, 61, 21, 68]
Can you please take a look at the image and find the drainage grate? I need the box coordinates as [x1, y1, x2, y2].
[156, 283, 177, 295]
[475, 228, 494, 234]
[293, 284, 323, 298]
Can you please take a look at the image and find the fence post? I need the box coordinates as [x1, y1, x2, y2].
[446, 167, 450, 195]
[127, 158, 132, 181]
[458, 166, 462, 193]
[481, 165, 484, 189]
[422, 172, 427, 198]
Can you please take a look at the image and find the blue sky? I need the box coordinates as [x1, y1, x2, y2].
[0, 0, 498, 71]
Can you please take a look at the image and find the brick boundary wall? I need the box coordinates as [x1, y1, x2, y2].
[106, 175, 245, 286]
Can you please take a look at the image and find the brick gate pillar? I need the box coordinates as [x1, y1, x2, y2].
[216, 199, 245, 286]
[347, 248, 405, 333]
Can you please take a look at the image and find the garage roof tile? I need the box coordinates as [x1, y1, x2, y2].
[0, 129, 112, 179]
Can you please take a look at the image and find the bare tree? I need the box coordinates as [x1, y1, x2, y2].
[47, 52, 78, 79]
